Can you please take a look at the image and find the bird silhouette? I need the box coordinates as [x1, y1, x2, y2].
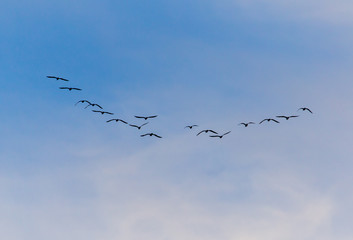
[75, 100, 91, 106]
[129, 122, 149, 129]
[140, 133, 162, 138]
[210, 131, 231, 138]
[185, 125, 198, 129]
[47, 76, 69, 81]
[92, 110, 113, 115]
[276, 115, 299, 120]
[59, 87, 82, 91]
[298, 107, 313, 113]
[85, 103, 103, 109]
[106, 118, 128, 124]
[239, 122, 255, 127]
[135, 115, 158, 120]
[259, 118, 280, 124]
[197, 129, 218, 136]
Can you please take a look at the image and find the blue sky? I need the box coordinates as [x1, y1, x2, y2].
[1, 0, 353, 239]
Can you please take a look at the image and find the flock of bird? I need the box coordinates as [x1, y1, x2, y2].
[48, 75, 313, 139]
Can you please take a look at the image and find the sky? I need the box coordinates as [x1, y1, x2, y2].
[1, 0, 353, 239]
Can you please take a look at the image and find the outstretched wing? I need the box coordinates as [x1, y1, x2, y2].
[59, 87, 69, 90]
[94, 104, 103, 109]
[223, 131, 231, 136]
[209, 130, 218, 134]
[147, 115, 158, 119]
[197, 130, 206, 136]
[106, 119, 115, 122]
[140, 122, 149, 127]
[305, 108, 313, 113]
[134, 116, 144, 119]
[59, 78, 69, 81]
[209, 135, 220, 138]
[259, 119, 266, 124]
[72, 88, 82, 91]
[92, 110, 101, 113]
[271, 119, 280, 123]
[290, 115, 299, 118]
[140, 134, 149, 137]
[152, 134, 162, 138]
[105, 112, 114, 115]
[119, 119, 128, 124]
[47, 76, 56, 78]
[129, 124, 138, 128]
[276, 116, 286, 118]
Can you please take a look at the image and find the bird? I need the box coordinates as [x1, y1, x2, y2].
[59, 87, 82, 91]
[106, 118, 128, 124]
[239, 122, 255, 127]
[185, 125, 198, 129]
[135, 115, 158, 120]
[129, 122, 149, 129]
[197, 129, 218, 136]
[276, 115, 299, 120]
[85, 103, 103, 109]
[298, 107, 313, 113]
[92, 110, 113, 115]
[259, 118, 280, 124]
[210, 131, 231, 138]
[140, 133, 162, 138]
[75, 100, 91, 106]
[47, 76, 69, 81]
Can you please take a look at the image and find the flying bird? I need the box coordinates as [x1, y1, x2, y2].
[59, 87, 82, 91]
[135, 115, 158, 120]
[185, 125, 198, 129]
[210, 131, 231, 139]
[140, 133, 162, 138]
[197, 129, 218, 136]
[239, 122, 255, 127]
[106, 118, 128, 124]
[276, 115, 299, 120]
[259, 118, 280, 124]
[298, 107, 313, 113]
[47, 76, 69, 81]
[92, 110, 113, 115]
[129, 122, 149, 129]
[75, 100, 91, 106]
[85, 103, 103, 109]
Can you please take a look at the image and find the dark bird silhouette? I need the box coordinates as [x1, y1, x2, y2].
[85, 103, 103, 109]
[106, 118, 128, 124]
[197, 129, 218, 136]
[135, 115, 158, 120]
[210, 131, 231, 138]
[59, 87, 82, 91]
[239, 122, 255, 127]
[129, 122, 149, 129]
[185, 125, 198, 129]
[259, 118, 280, 124]
[140, 133, 162, 138]
[75, 100, 91, 106]
[47, 76, 69, 81]
[276, 115, 299, 120]
[92, 110, 113, 115]
[298, 107, 313, 113]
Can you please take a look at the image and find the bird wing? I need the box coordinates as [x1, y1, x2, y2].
[140, 134, 148, 137]
[134, 116, 144, 119]
[239, 123, 246, 126]
[147, 115, 158, 119]
[129, 124, 138, 128]
[276, 116, 286, 118]
[106, 119, 115, 122]
[223, 131, 231, 136]
[95, 104, 103, 109]
[47, 76, 56, 78]
[59, 78, 69, 81]
[209, 130, 218, 134]
[197, 130, 206, 136]
[152, 134, 162, 138]
[289, 115, 299, 118]
[249, 122, 255, 124]
[271, 119, 280, 123]
[59, 87, 69, 89]
[119, 119, 128, 124]
[106, 112, 114, 115]
[306, 108, 313, 113]
[209, 135, 220, 138]
[140, 122, 149, 127]
[192, 125, 198, 127]
[259, 119, 266, 124]
[92, 110, 101, 113]
[72, 88, 82, 91]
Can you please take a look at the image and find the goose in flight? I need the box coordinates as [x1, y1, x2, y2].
[47, 76, 69, 81]
[85, 103, 103, 109]
[75, 100, 91, 106]
[239, 122, 255, 127]
[276, 115, 299, 120]
[106, 118, 128, 124]
[185, 125, 198, 129]
[92, 110, 113, 115]
[129, 122, 149, 129]
[259, 118, 280, 124]
[210, 131, 231, 139]
[298, 107, 313, 113]
[59, 87, 82, 91]
[140, 133, 162, 138]
[197, 129, 218, 136]
[135, 115, 158, 120]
